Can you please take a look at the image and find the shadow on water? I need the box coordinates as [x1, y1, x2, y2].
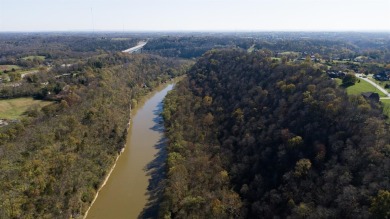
[150, 101, 165, 133]
[138, 100, 167, 219]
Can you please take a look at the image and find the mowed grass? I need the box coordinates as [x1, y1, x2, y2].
[381, 99, 390, 119]
[334, 78, 386, 97]
[0, 98, 52, 119]
[335, 78, 390, 119]
[22, 55, 45, 61]
[0, 65, 21, 71]
[368, 78, 390, 92]
[347, 80, 386, 97]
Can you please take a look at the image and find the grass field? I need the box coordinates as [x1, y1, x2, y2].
[280, 51, 300, 56]
[335, 78, 386, 97]
[22, 55, 45, 61]
[0, 65, 21, 72]
[0, 98, 52, 119]
[331, 60, 361, 65]
[381, 99, 390, 119]
[368, 78, 390, 92]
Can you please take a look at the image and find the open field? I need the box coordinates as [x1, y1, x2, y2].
[0, 65, 21, 72]
[332, 60, 361, 65]
[0, 98, 52, 119]
[22, 55, 45, 61]
[280, 51, 300, 56]
[346, 79, 386, 97]
[335, 78, 386, 97]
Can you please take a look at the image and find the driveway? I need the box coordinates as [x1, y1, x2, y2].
[355, 73, 390, 98]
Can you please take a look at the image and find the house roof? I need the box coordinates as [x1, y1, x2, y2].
[361, 92, 380, 102]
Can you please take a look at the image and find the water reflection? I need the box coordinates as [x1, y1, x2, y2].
[139, 101, 168, 219]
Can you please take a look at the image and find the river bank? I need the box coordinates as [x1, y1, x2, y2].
[83, 80, 179, 219]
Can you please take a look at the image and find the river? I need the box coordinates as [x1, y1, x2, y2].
[85, 83, 174, 219]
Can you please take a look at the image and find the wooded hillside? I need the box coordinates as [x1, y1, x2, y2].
[162, 49, 390, 218]
[0, 52, 190, 219]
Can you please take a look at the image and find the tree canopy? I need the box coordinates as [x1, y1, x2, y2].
[162, 49, 390, 218]
[0, 52, 190, 219]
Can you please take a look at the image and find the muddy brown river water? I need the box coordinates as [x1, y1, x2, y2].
[85, 83, 174, 219]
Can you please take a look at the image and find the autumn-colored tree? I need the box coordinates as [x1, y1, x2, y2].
[370, 190, 390, 218]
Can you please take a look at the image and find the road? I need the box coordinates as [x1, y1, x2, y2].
[355, 73, 390, 98]
[122, 41, 147, 54]
[21, 66, 52, 78]
[21, 70, 39, 79]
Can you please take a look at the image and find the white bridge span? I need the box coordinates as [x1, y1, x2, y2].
[122, 41, 147, 53]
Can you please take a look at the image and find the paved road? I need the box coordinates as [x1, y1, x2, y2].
[122, 41, 147, 53]
[356, 73, 390, 98]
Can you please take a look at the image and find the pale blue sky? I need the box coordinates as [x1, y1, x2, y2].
[0, 0, 389, 32]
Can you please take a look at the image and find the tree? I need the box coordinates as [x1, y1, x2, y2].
[203, 96, 213, 106]
[203, 113, 214, 126]
[370, 190, 390, 218]
[288, 136, 303, 148]
[294, 159, 312, 177]
[8, 72, 21, 82]
[342, 73, 357, 87]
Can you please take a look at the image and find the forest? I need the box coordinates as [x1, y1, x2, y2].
[0, 44, 191, 217]
[162, 49, 390, 218]
[1, 32, 390, 218]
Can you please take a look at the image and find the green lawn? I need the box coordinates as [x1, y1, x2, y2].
[0, 98, 52, 119]
[0, 65, 21, 72]
[22, 55, 45, 61]
[368, 78, 390, 92]
[381, 99, 390, 119]
[335, 78, 390, 119]
[336, 79, 387, 97]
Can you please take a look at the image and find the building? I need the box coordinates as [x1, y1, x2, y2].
[361, 92, 380, 103]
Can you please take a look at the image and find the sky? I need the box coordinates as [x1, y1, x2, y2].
[0, 0, 389, 32]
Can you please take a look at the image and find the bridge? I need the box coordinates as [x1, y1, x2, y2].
[122, 41, 147, 54]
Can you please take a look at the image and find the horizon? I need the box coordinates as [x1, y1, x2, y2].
[1, 30, 390, 34]
[0, 0, 389, 32]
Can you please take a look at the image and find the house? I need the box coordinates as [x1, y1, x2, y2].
[374, 72, 390, 81]
[327, 71, 346, 78]
[361, 92, 380, 103]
